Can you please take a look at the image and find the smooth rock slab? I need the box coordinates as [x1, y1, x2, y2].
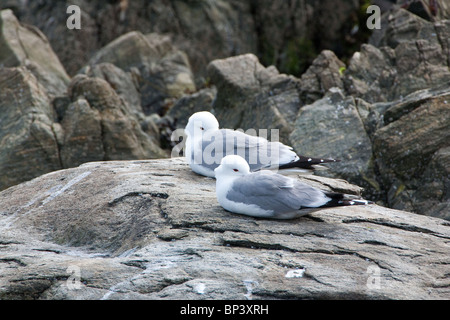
[0, 158, 449, 299]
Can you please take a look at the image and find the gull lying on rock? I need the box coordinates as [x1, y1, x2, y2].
[215, 155, 372, 219]
[185, 111, 339, 178]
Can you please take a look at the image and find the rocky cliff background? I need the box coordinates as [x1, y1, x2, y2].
[0, 0, 449, 221]
[0, 0, 450, 301]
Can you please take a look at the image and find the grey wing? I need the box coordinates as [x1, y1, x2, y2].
[202, 129, 297, 171]
[288, 180, 330, 208]
[227, 172, 327, 214]
[200, 129, 267, 170]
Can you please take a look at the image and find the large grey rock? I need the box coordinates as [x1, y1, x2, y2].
[396, 0, 450, 21]
[0, 1, 98, 77]
[166, 87, 217, 129]
[290, 89, 380, 200]
[86, 31, 196, 115]
[80, 62, 143, 120]
[346, 9, 450, 103]
[373, 89, 450, 219]
[66, 74, 167, 164]
[0, 9, 70, 97]
[166, 0, 257, 75]
[370, 7, 450, 49]
[299, 50, 346, 105]
[0, 62, 167, 191]
[207, 53, 301, 142]
[0, 0, 361, 78]
[0, 12, 177, 192]
[344, 44, 397, 103]
[0, 67, 62, 191]
[0, 158, 448, 300]
[58, 98, 105, 168]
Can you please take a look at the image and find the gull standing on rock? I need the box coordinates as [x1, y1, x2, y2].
[184, 111, 339, 178]
[215, 155, 372, 219]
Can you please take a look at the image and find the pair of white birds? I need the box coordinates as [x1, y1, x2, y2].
[184, 111, 371, 219]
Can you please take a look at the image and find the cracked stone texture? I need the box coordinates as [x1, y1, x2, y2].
[346, 9, 450, 103]
[373, 90, 450, 219]
[298, 50, 346, 105]
[0, 0, 363, 78]
[207, 53, 302, 142]
[0, 67, 62, 191]
[289, 88, 380, 201]
[0, 10, 170, 192]
[0, 158, 448, 299]
[66, 74, 167, 164]
[85, 31, 196, 115]
[0, 66, 167, 191]
[0, 9, 70, 97]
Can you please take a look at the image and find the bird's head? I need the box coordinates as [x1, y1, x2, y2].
[215, 155, 250, 178]
[185, 111, 219, 138]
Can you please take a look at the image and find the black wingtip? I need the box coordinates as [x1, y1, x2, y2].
[321, 192, 372, 207]
[278, 155, 340, 170]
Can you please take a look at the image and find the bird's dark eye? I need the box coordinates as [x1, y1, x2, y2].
[233, 169, 239, 172]
[200, 127, 204, 130]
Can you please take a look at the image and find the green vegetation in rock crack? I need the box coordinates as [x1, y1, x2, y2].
[283, 37, 317, 77]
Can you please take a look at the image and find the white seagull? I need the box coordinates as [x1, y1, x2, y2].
[184, 111, 339, 178]
[215, 155, 371, 219]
